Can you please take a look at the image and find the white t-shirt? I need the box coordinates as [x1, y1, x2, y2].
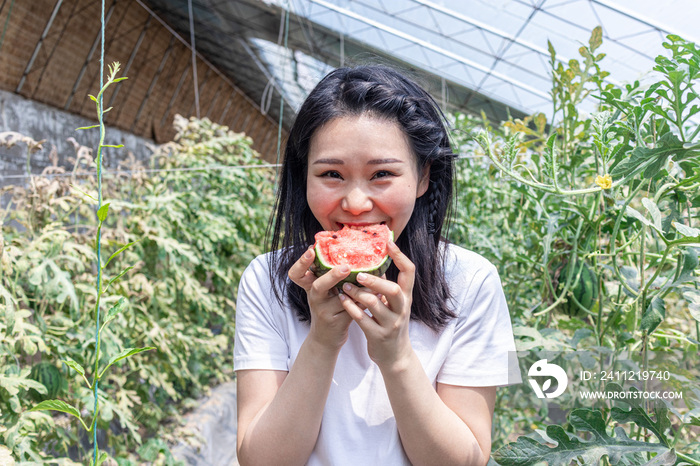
[234, 243, 521, 465]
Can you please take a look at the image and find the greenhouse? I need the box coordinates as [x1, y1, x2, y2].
[1, 0, 699, 465]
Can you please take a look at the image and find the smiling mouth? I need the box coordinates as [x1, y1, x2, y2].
[336, 221, 387, 230]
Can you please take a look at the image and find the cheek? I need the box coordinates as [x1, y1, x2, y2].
[306, 181, 335, 220]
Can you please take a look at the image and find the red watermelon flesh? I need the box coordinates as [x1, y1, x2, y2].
[311, 224, 393, 286]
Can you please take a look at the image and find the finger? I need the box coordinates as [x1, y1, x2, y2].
[341, 282, 393, 326]
[387, 241, 415, 293]
[288, 246, 317, 291]
[339, 292, 380, 332]
[309, 264, 352, 296]
[353, 272, 405, 317]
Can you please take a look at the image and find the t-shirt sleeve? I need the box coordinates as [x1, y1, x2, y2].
[438, 256, 522, 387]
[233, 256, 290, 372]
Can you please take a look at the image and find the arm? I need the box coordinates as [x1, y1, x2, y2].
[236, 338, 343, 465]
[339, 241, 495, 465]
[381, 355, 496, 466]
[236, 248, 354, 465]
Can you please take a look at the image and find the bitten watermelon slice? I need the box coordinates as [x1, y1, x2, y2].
[311, 224, 393, 287]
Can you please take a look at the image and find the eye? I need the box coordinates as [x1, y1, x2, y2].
[372, 170, 395, 180]
[320, 170, 343, 179]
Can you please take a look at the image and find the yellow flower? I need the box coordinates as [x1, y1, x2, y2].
[595, 174, 613, 190]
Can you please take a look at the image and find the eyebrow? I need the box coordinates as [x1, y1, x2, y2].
[312, 158, 404, 165]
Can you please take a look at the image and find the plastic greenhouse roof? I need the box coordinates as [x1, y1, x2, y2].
[140, 0, 700, 129]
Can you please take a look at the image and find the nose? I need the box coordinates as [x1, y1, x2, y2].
[341, 186, 373, 215]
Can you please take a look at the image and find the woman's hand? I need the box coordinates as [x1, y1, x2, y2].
[338, 241, 414, 371]
[288, 246, 354, 350]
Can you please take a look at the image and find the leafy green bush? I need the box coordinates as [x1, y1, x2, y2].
[1, 115, 275, 463]
[449, 29, 700, 465]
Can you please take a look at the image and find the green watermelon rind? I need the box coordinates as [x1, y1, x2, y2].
[29, 362, 64, 401]
[559, 262, 598, 317]
[311, 229, 394, 288]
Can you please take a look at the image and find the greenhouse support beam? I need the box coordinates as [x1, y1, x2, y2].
[205, 80, 224, 118]
[309, 0, 549, 100]
[65, 1, 116, 111]
[131, 35, 176, 132]
[219, 90, 235, 122]
[134, 0, 283, 130]
[592, 0, 700, 45]
[108, 15, 153, 111]
[16, 0, 64, 93]
[411, 0, 547, 57]
[160, 63, 191, 127]
[237, 37, 297, 114]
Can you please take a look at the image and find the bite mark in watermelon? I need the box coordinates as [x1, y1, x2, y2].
[311, 224, 393, 287]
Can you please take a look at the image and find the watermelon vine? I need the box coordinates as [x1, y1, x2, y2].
[25, 62, 155, 465]
[452, 28, 700, 465]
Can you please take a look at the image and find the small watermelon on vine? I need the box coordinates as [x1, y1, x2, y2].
[28, 362, 66, 401]
[552, 259, 598, 317]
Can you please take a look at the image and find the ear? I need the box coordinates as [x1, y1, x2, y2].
[417, 164, 431, 198]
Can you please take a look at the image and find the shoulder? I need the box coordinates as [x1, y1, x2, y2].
[243, 251, 273, 275]
[441, 242, 507, 320]
[239, 251, 278, 297]
[442, 242, 499, 284]
[242, 250, 282, 281]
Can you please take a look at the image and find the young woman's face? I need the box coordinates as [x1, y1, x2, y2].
[306, 114, 429, 239]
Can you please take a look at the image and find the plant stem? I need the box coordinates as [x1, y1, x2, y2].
[677, 451, 700, 465]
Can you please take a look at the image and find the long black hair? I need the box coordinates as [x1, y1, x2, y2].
[266, 65, 457, 331]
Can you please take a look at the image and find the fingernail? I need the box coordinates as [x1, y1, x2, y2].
[338, 293, 347, 302]
[357, 272, 367, 282]
[343, 283, 352, 292]
[339, 265, 350, 273]
[304, 250, 313, 259]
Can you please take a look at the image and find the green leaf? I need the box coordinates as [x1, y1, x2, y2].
[0, 375, 46, 397]
[492, 408, 668, 466]
[95, 450, 109, 466]
[62, 358, 85, 377]
[70, 183, 97, 202]
[1, 282, 16, 336]
[62, 357, 91, 388]
[102, 265, 134, 294]
[103, 239, 141, 270]
[641, 198, 663, 232]
[589, 26, 603, 52]
[626, 206, 664, 235]
[101, 297, 128, 330]
[608, 383, 672, 446]
[611, 133, 692, 181]
[28, 399, 89, 431]
[682, 288, 700, 323]
[642, 449, 676, 465]
[97, 203, 110, 222]
[46, 260, 79, 312]
[99, 347, 156, 379]
[669, 248, 699, 287]
[673, 222, 700, 239]
[640, 297, 666, 334]
[547, 40, 556, 63]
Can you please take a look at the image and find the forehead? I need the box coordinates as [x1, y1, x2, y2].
[308, 114, 414, 163]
